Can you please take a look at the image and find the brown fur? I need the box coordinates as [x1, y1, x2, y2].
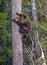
[12, 12, 31, 40]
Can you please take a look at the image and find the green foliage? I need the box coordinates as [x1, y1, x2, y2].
[5, 47, 12, 57]
[0, 0, 12, 64]
[40, 37, 47, 42]
[0, 12, 8, 28]
[22, 0, 30, 8]
[0, 0, 2, 4]
[0, 47, 6, 64]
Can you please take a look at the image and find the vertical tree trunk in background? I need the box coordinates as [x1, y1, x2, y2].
[12, 0, 23, 65]
[30, 0, 46, 65]
[30, 0, 38, 45]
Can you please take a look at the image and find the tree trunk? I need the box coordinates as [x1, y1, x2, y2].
[30, 0, 46, 65]
[12, 0, 23, 65]
[30, 0, 38, 45]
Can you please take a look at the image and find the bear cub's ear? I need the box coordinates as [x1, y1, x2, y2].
[16, 12, 27, 19]
[16, 12, 22, 17]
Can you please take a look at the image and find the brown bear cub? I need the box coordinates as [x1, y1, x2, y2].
[12, 13, 32, 43]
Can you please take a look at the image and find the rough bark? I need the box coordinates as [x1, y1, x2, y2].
[12, 0, 23, 65]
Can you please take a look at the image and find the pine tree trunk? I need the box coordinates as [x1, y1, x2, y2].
[12, 0, 23, 65]
[30, 0, 38, 45]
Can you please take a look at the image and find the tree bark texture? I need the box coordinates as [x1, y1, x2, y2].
[12, 0, 23, 65]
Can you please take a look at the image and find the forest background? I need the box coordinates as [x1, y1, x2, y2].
[0, 0, 47, 65]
